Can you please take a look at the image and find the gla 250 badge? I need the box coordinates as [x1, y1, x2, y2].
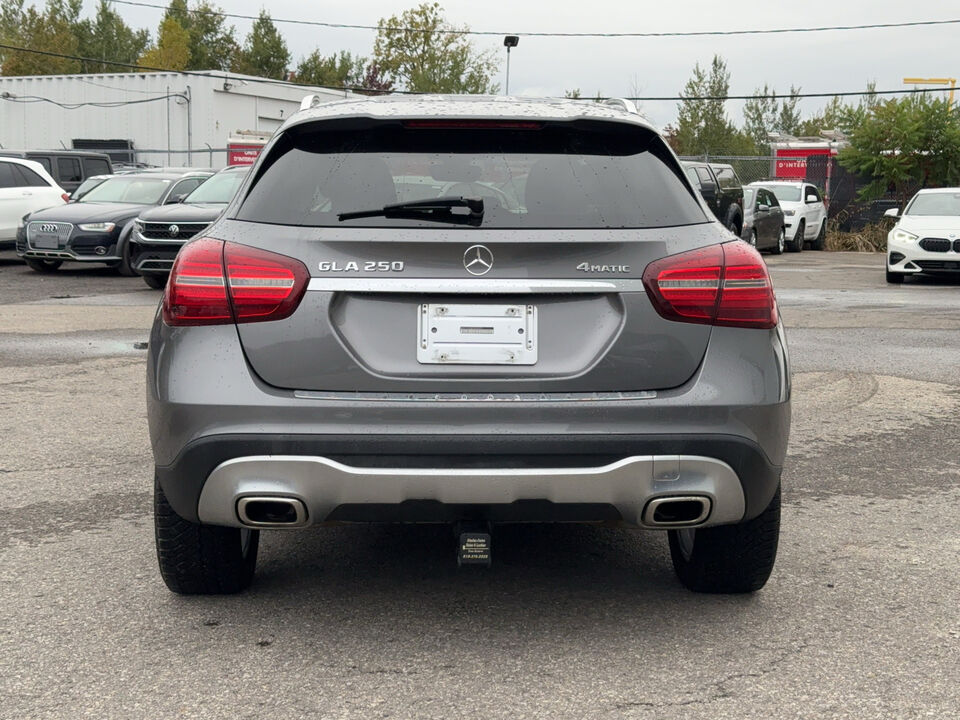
[319, 260, 405, 272]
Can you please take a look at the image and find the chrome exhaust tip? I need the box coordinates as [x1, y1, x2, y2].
[236, 496, 308, 528]
[642, 496, 711, 527]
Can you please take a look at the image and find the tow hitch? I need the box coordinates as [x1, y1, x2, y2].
[456, 521, 492, 567]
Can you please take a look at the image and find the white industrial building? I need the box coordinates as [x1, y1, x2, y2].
[0, 71, 348, 168]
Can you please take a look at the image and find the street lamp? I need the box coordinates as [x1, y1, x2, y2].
[503, 35, 519, 95]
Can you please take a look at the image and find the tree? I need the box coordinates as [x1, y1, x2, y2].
[564, 88, 582, 98]
[0, 0, 83, 75]
[138, 15, 191, 71]
[161, 0, 237, 71]
[357, 61, 393, 95]
[839, 95, 960, 207]
[373, 2, 498, 93]
[673, 55, 754, 156]
[75, 0, 149, 73]
[743, 84, 802, 153]
[296, 50, 365, 88]
[232, 10, 290, 79]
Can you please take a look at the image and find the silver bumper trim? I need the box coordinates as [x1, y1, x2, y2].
[306, 278, 647, 294]
[197, 454, 745, 529]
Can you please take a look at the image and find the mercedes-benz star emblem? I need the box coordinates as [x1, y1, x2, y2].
[463, 244, 494, 276]
[168, 225, 180, 238]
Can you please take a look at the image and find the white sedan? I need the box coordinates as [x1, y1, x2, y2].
[885, 189, 960, 284]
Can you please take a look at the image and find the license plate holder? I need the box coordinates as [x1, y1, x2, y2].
[417, 303, 538, 365]
[32, 233, 61, 249]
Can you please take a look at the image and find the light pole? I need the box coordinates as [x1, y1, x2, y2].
[503, 35, 519, 95]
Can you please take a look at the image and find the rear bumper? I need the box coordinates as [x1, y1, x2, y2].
[157, 432, 781, 527]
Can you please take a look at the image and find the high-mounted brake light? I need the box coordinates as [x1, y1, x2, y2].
[642, 241, 778, 329]
[163, 238, 309, 326]
[402, 120, 543, 130]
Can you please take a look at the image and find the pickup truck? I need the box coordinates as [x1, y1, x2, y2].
[682, 161, 744, 236]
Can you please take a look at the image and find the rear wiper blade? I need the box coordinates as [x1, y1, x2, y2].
[338, 196, 484, 227]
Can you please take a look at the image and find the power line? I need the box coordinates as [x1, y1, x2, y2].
[1, 92, 185, 109]
[0, 42, 954, 102]
[111, 0, 960, 38]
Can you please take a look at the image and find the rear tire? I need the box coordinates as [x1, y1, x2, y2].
[769, 227, 785, 255]
[886, 270, 905, 284]
[787, 221, 804, 252]
[668, 485, 781, 593]
[812, 221, 826, 250]
[24, 258, 62, 273]
[154, 476, 259, 594]
[142, 273, 167, 290]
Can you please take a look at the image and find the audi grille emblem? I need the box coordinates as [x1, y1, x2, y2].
[40, 224, 58, 233]
[168, 225, 180, 238]
[463, 244, 494, 276]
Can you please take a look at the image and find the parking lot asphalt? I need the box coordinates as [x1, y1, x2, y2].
[0, 250, 958, 719]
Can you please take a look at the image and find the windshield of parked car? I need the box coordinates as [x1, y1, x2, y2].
[184, 171, 247, 204]
[237, 122, 707, 229]
[905, 192, 960, 216]
[759, 185, 801, 203]
[79, 177, 172, 204]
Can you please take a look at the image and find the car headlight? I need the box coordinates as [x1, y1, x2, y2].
[783, 209, 796, 217]
[78, 222, 116, 232]
[891, 228, 918, 244]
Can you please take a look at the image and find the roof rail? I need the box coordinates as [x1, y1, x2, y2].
[602, 97, 640, 114]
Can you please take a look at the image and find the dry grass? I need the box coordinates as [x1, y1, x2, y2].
[825, 221, 891, 252]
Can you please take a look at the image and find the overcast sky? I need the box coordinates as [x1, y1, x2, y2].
[104, 0, 957, 128]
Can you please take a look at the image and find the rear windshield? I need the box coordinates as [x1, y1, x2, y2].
[185, 170, 247, 204]
[905, 192, 960, 216]
[236, 122, 706, 229]
[80, 177, 171, 204]
[760, 185, 801, 203]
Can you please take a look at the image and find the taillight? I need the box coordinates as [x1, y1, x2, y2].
[163, 238, 309, 326]
[642, 241, 778, 329]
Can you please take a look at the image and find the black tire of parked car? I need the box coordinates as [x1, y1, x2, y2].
[142, 273, 167, 290]
[787, 220, 804, 252]
[724, 208, 742, 237]
[154, 476, 259, 594]
[812, 221, 826, 251]
[886, 270, 905, 284]
[24, 258, 62, 273]
[668, 484, 781, 593]
[116, 225, 138, 276]
[769, 227, 785, 255]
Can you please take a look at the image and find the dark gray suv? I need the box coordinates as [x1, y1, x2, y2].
[148, 96, 790, 595]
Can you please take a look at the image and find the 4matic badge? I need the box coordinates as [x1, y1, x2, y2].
[576, 262, 631, 273]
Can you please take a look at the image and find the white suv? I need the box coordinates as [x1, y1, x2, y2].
[749, 181, 827, 251]
[0, 158, 68, 248]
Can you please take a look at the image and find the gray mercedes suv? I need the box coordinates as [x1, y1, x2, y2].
[148, 95, 790, 595]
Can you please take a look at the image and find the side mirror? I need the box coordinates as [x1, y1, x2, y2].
[883, 207, 900, 219]
[805, 194, 818, 203]
[166, 193, 187, 204]
[757, 204, 770, 212]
